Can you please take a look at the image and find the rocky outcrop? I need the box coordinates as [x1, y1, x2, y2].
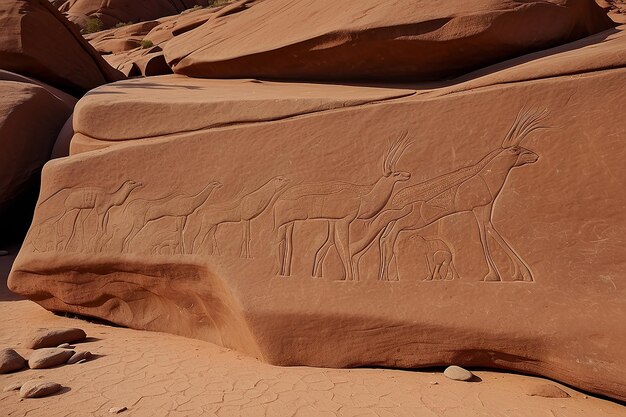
[9, 21, 626, 403]
[0, 0, 124, 96]
[164, 0, 615, 81]
[57, 0, 215, 31]
[84, 3, 251, 77]
[0, 73, 75, 223]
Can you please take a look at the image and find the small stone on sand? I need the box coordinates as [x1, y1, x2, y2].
[29, 328, 86, 349]
[0, 348, 26, 374]
[3, 381, 23, 392]
[28, 348, 74, 369]
[57, 343, 71, 349]
[67, 351, 92, 364]
[443, 366, 474, 381]
[109, 406, 127, 414]
[19, 380, 61, 398]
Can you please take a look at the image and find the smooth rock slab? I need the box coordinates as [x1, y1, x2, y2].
[29, 328, 86, 349]
[28, 348, 74, 369]
[165, 0, 614, 81]
[0, 348, 26, 373]
[525, 382, 571, 398]
[19, 380, 61, 398]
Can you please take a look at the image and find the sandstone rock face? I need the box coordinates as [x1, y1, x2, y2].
[0, 76, 75, 218]
[8, 11, 626, 408]
[164, 0, 614, 81]
[58, 0, 214, 31]
[28, 348, 74, 369]
[29, 328, 87, 349]
[85, 4, 250, 77]
[0, 348, 26, 373]
[0, 0, 124, 96]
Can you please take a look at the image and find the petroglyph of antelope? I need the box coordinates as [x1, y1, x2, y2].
[186, 176, 290, 257]
[122, 181, 222, 253]
[273, 135, 411, 279]
[37, 180, 142, 251]
[351, 108, 549, 282]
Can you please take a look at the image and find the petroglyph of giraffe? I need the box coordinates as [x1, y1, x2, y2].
[186, 176, 290, 257]
[351, 108, 549, 282]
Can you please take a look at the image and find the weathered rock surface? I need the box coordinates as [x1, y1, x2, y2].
[8, 8, 626, 407]
[525, 382, 572, 398]
[57, 0, 215, 31]
[3, 381, 23, 392]
[443, 366, 474, 382]
[0, 348, 26, 373]
[0, 76, 75, 218]
[164, 0, 614, 81]
[28, 348, 74, 369]
[19, 380, 61, 398]
[29, 328, 86, 349]
[0, 0, 124, 96]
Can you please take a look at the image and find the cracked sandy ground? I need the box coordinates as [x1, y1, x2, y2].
[2, 301, 626, 417]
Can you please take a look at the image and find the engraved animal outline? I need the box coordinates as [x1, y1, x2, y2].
[273, 135, 411, 280]
[406, 234, 459, 281]
[186, 176, 291, 257]
[36, 180, 142, 251]
[350, 108, 549, 282]
[122, 181, 222, 253]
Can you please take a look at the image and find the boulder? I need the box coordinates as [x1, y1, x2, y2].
[164, 0, 615, 81]
[19, 380, 61, 398]
[0, 348, 26, 373]
[8, 24, 626, 405]
[28, 348, 74, 369]
[0, 0, 124, 96]
[29, 328, 86, 349]
[0, 76, 75, 222]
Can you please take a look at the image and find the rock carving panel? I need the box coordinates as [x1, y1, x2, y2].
[29, 108, 549, 284]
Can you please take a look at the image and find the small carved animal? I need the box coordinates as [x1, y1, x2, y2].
[407, 234, 459, 281]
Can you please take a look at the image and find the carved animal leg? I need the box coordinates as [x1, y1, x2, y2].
[486, 222, 533, 282]
[63, 210, 82, 251]
[177, 217, 187, 254]
[334, 220, 352, 281]
[276, 225, 287, 275]
[240, 220, 252, 259]
[449, 260, 460, 280]
[424, 253, 434, 281]
[313, 222, 336, 278]
[473, 205, 501, 281]
[350, 227, 384, 282]
[283, 222, 295, 276]
[123, 220, 145, 253]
